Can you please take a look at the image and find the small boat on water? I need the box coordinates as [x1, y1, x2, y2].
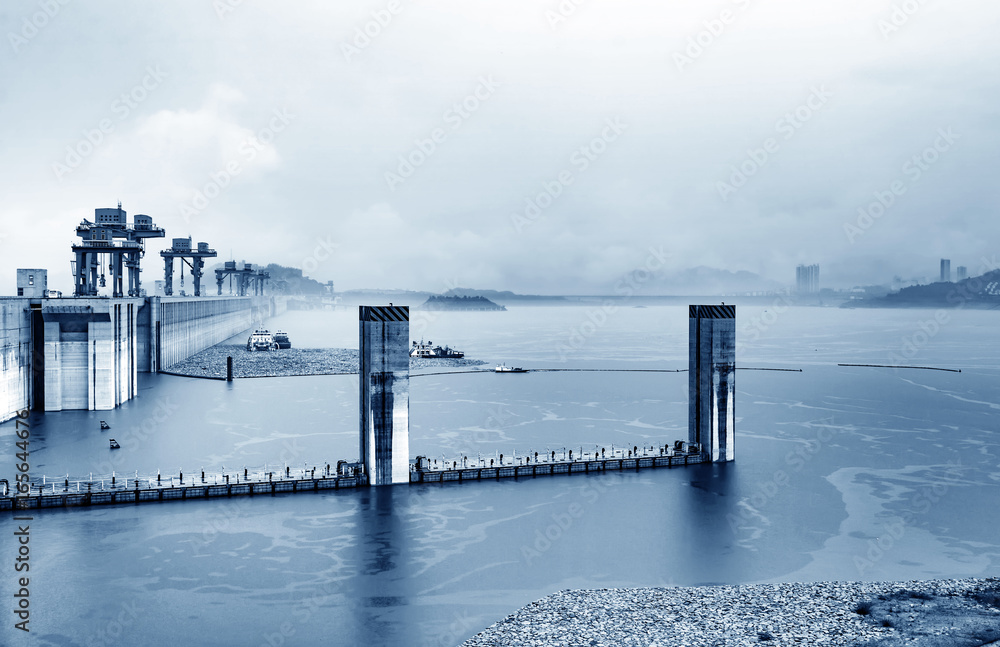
[273, 331, 291, 349]
[109, 439, 120, 449]
[100, 421, 110, 430]
[495, 364, 528, 373]
[410, 340, 464, 359]
[246, 329, 278, 351]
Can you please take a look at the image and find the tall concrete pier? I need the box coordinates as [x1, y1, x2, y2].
[359, 305, 410, 486]
[689, 304, 736, 462]
[43, 299, 142, 412]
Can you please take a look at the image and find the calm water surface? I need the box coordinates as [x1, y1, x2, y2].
[2, 304, 999, 646]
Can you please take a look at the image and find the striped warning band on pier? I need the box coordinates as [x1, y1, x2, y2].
[689, 304, 736, 319]
[360, 305, 410, 322]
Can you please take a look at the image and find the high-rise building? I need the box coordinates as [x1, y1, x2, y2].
[956, 266, 968, 281]
[795, 264, 819, 294]
[940, 259, 951, 283]
[689, 305, 736, 462]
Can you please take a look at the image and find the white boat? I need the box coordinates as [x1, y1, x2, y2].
[495, 364, 528, 373]
[410, 340, 464, 359]
[246, 329, 277, 351]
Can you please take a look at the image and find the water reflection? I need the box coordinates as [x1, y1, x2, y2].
[2, 306, 999, 647]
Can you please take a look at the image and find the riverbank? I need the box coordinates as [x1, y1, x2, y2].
[460, 578, 1000, 647]
[164, 344, 487, 379]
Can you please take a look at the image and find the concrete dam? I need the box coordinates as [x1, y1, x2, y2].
[0, 294, 285, 422]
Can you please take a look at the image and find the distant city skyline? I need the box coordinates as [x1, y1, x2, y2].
[10, 244, 992, 297]
[2, 1, 998, 297]
[796, 264, 820, 294]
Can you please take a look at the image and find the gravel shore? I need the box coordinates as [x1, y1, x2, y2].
[164, 344, 486, 379]
[460, 579, 1000, 647]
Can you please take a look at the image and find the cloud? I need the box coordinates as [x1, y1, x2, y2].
[1, 0, 999, 295]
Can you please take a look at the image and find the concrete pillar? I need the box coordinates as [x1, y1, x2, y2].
[193, 258, 204, 297]
[43, 321, 62, 411]
[148, 297, 160, 373]
[89, 319, 114, 410]
[163, 258, 173, 296]
[74, 251, 85, 296]
[359, 305, 410, 486]
[688, 304, 736, 462]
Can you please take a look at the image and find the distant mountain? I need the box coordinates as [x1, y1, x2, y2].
[419, 295, 506, 311]
[644, 267, 785, 296]
[336, 289, 431, 307]
[262, 264, 327, 296]
[442, 288, 565, 303]
[844, 270, 1000, 308]
[207, 262, 328, 296]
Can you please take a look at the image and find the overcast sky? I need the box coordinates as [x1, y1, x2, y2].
[1, 0, 997, 296]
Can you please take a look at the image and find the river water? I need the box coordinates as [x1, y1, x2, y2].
[2, 303, 999, 646]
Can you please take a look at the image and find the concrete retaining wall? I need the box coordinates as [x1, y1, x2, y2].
[42, 298, 143, 412]
[0, 298, 32, 423]
[155, 295, 286, 370]
[156, 296, 253, 369]
[0, 294, 287, 418]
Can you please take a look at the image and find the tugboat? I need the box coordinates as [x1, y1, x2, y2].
[109, 439, 121, 449]
[100, 421, 110, 430]
[410, 340, 464, 359]
[246, 329, 278, 351]
[495, 363, 528, 373]
[273, 331, 291, 349]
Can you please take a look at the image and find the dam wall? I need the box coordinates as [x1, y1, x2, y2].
[0, 294, 287, 419]
[42, 298, 144, 413]
[152, 295, 285, 370]
[153, 297, 252, 371]
[0, 298, 33, 423]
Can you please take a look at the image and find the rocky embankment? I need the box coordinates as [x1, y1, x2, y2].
[164, 344, 486, 379]
[460, 579, 1000, 647]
